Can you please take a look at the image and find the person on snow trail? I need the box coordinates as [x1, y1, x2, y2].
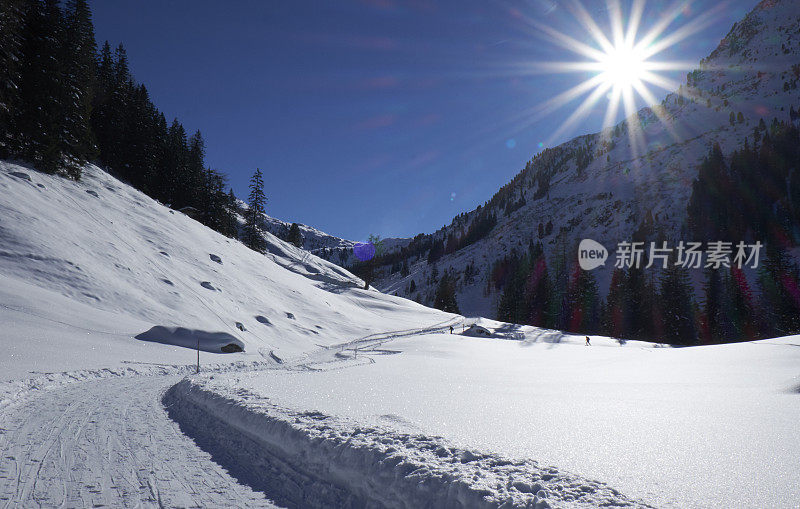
[585, 336, 591, 346]
[450, 325, 454, 334]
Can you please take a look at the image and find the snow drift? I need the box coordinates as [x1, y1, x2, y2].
[135, 326, 245, 353]
[164, 377, 648, 509]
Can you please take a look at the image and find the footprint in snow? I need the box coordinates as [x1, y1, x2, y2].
[200, 281, 219, 291]
[255, 315, 272, 325]
[161, 279, 174, 286]
[285, 312, 295, 320]
[235, 322, 246, 331]
[85, 190, 99, 198]
[209, 254, 222, 264]
[159, 251, 170, 257]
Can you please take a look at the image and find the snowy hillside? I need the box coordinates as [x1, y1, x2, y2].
[369, 0, 800, 317]
[0, 160, 453, 380]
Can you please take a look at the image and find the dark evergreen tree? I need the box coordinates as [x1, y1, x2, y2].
[602, 268, 626, 338]
[198, 167, 238, 238]
[497, 251, 526, 324]
[524, 243, 551, 327]
[565, 262, 600, 333]
[243, 168, 267, 253]
[723, 266, 757, 341]
[0, 0, 25, 157]
[701, 267, 722, 343]
[660, 260, 697, 345]
[287, 223, 303, 248]
[758, 245, 800, 337]
[62, 0, 96, 172]
[434, 271, 460, 314]
[15, 0, 70, 174]
[163, 119, 188, 205]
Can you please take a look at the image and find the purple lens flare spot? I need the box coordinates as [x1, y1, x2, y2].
[354, 242, 376, 262]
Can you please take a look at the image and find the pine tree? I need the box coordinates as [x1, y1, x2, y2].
[724, 266, 757, 341]
[566, 263, 600, 333]
[758, 245, 800, 336]
[660, 260, 697, 345]
[16, 0, 70, 174]
[497, 252, 526, 323]
[701, 267, 722, 343]
[434, 271, 460, 314]
[198, 167, 238, 238]
[603, 268, 626, 338]
[185, 130, 206, 206]
[62, 0, 96, 175]
[287, 223, 303, 248]
[524, 243, 551, 327]
[244, 168, 267, 253]
[164, 119, 188, 205]
[0, 0, 25, 158]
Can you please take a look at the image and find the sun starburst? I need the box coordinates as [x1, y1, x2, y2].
[506, 0, 725, 157]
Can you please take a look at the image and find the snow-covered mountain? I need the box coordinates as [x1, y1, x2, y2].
[239, 205, 409, 267]
[358, 0, 800, 316]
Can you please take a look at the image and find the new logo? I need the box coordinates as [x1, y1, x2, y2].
[578, 239, 608, 270]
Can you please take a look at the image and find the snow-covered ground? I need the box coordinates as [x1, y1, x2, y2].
[177, 328, 800, 508]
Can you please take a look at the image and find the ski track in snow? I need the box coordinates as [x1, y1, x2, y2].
[0, 375, 278, 508]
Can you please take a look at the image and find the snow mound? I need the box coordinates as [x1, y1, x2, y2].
[165, 378, 649, 509]
[135, 326, 245, 353]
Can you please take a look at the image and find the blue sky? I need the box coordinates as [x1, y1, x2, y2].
[89, 0, 753, 241]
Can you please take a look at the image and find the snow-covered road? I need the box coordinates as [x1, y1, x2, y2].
[0, 375, 277, 508]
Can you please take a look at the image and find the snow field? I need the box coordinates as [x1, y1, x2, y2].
[187, 329, 800, 509]
[165, 376, 649, 509]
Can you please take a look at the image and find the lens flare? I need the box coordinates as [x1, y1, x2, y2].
[505, 0, 724, 152]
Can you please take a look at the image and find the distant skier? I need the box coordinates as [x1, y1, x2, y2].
[450, 325, 454, 334]
[585, 336, 591, 346]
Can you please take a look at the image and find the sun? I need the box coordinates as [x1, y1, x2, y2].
[505, 0, 724, 150]
[598, 43, 647, 91]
